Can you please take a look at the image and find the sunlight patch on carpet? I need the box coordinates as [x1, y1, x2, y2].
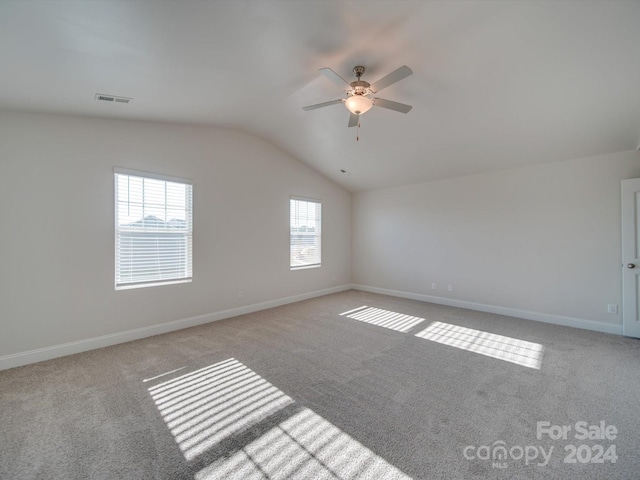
[339, 306, 425, 332]
[415, 321, 544, 369]
[148, 358, 293, 460]
[195, 407, 412, 480]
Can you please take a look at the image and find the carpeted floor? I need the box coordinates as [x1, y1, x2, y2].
[1, 290, 639, 479]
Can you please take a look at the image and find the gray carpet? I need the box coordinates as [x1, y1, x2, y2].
[1, 290, 639, 479]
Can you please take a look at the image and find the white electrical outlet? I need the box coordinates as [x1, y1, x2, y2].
[607, 304, 618, 314]
[431, 283, 437, 290]
[448, 284, 453, 292]
[238, 290, 244, 299]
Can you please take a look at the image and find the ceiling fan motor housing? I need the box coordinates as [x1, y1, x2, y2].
[350, 80, 371, 96]
[351, 66, 372, 95]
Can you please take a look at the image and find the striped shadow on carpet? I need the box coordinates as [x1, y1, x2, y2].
[147, 358, 412, 479]
[340, 304, 544, 369]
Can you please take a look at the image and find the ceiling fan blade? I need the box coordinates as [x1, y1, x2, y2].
[370, 65, 413, 93]
[302, 99, 344, 111]
[373, 98, 413, 113]
[319, 68, 351, 89]
[348, 113, 359, 128]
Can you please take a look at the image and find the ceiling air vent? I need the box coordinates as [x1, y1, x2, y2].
[95, 93, 132, 104]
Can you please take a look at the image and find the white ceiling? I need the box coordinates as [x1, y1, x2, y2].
[1, 0, 639, 192]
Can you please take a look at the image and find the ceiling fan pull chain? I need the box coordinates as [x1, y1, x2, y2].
[356, 121, 360, 141]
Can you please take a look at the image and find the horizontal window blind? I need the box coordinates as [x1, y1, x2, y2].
[115, 170, 193, 288]
[290, 197, 321, 269]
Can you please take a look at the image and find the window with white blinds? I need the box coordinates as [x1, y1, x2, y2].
[115, 168, 193, 289]
[290, 197, 321, 269]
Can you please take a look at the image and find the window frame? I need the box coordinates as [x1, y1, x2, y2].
[290, 195, 322, 270]
[114, 167, 193, 290]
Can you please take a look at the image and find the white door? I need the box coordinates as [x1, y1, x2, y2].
[621, 178, 640, 337]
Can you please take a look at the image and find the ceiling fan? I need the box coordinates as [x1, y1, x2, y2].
[303, 65, 413, 127]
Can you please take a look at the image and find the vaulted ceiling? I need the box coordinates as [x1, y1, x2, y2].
[1, 0, 639, 191]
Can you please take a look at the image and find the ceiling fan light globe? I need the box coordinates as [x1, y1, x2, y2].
[345, 95, 373, 115]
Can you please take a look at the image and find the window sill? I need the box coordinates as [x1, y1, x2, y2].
[290, 264, 321, 271]
[115, 278, 192, 290]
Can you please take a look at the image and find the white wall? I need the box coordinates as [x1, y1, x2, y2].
[0, 111, 351, 361]
[353, 150, 640, 331]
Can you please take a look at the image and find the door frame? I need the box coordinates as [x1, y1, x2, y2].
[621, 178, 640, 337]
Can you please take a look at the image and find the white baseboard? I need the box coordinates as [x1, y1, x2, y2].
[2, 283, 622, 371]
[351, 284, 623, 336]
[0, 284, 351, 372]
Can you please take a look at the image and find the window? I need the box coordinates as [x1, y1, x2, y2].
[290, 197, 321, 269]
[114, 168, 193, 289]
